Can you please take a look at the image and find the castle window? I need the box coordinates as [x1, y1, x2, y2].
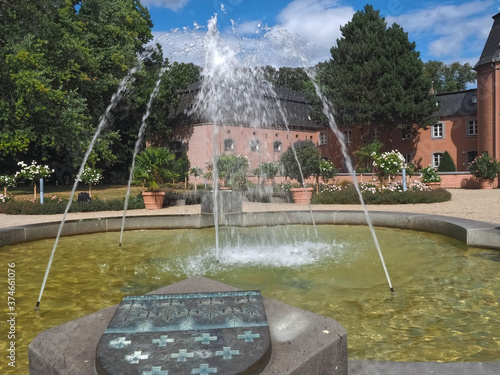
[467, 120, 477, 136]
[401, 125, 412, 140]
[273, 140, 282, 152]
[431, 122, 444, 139]
[371, 128, 380, 141]
[343, 130, 352, 144]
[250, 139, 260, 151]
[224, 139, 234, 152]
[319, 132, 328, 146]
[432, 152, 443, 168]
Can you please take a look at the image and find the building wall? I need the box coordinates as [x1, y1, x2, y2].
[174, 124, 321, 176]
[476, 62, 500, 159]
[391, 115, 478, 171]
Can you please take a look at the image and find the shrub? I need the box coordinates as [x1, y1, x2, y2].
[438, 151, 456, 172]
[467, 152, 500, 179]
[312, 184, 451, 204]
[0, 195, 145, 215]
[420, 165, 441, 183]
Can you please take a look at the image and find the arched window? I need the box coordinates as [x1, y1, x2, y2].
[273, 140, 282, 152]
[224, 139, 234, 151]
[432, 152, 443, 167]
[250, 139, 260, 151]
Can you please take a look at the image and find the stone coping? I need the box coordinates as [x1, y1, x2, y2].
[1, 210, 499, 250]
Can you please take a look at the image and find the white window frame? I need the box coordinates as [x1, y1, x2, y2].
[432, 122, 444, 139]
[467, 120, 477, 136]
[432, 152, 443, 168]
[319, 132, 328, 146]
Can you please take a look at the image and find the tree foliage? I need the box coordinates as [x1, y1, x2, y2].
[423, 60, 476, 93]
[280, 140, 321, 186]
[321, 5, 437, 134]
[0, 1, 200, 185]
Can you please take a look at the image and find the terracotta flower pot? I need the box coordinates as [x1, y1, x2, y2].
[425, 182, 441, 190]
[290, 187, 313, 205]
[142, 191, 166, 209]
[478, 178, 495, 189]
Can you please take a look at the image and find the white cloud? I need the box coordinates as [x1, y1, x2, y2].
[141, 0, 191, 11]
[387, 1, 494, 61]
[276, 0, 355, 61]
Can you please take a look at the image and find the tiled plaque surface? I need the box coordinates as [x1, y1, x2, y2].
[96, 291, 271, 375]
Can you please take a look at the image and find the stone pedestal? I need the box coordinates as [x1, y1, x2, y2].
[29, 277, 348, 375]
[201, 190, 243, 222]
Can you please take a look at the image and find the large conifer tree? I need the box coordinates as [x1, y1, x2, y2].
[321, 5, 436, 136]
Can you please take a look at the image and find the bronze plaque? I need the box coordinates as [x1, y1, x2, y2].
[96, 291, 271, 375]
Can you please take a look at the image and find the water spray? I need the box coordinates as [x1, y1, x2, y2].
[119, 65, 168, 247]
[35, 60, 144, 310]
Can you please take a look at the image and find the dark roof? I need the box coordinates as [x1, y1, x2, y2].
[171, 81, 323, 130]
[475, 12, 500, 68]
[434, 89, 477, 117]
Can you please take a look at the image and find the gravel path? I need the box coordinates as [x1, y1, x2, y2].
[1, 189, 499, 229]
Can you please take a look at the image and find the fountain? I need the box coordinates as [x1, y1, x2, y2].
[2, 13, 500, 375]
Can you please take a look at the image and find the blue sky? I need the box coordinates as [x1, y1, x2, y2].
[142, 0, 500, 67]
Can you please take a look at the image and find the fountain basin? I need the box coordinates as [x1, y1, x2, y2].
[1, 211, 499, 375]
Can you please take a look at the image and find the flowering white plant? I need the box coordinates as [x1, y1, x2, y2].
[371, 150, 405, 186]
[0, 175, 16, 188]
[15, 160, 53, 201]
[16, 161, 53, 180]
[78, 166, 103, 185]
[319, 159, 337, 180]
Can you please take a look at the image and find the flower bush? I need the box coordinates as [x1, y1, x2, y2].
[319, 159, 337, 182]
[79, 166, 103, 185]
[0, 175, 16, 195]
[420, 165, 441, 183]
[0, 193, 12, 203]
[467, 152, 500, 180]
[371, 150, 405, 185]
[16, 161, 53, 180]
[15, 161, 54, 200]
[217, 154, 250, 190]
[78, 166, 103, 197]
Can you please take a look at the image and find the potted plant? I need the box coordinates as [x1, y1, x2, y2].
[467, 152, 500, 189]
[133, 147, 179, 209]
[420, 165, 442, 188]
[280, 140, 321, 204]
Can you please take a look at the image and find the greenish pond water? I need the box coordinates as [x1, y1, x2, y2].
[1, 225, 499, 374]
